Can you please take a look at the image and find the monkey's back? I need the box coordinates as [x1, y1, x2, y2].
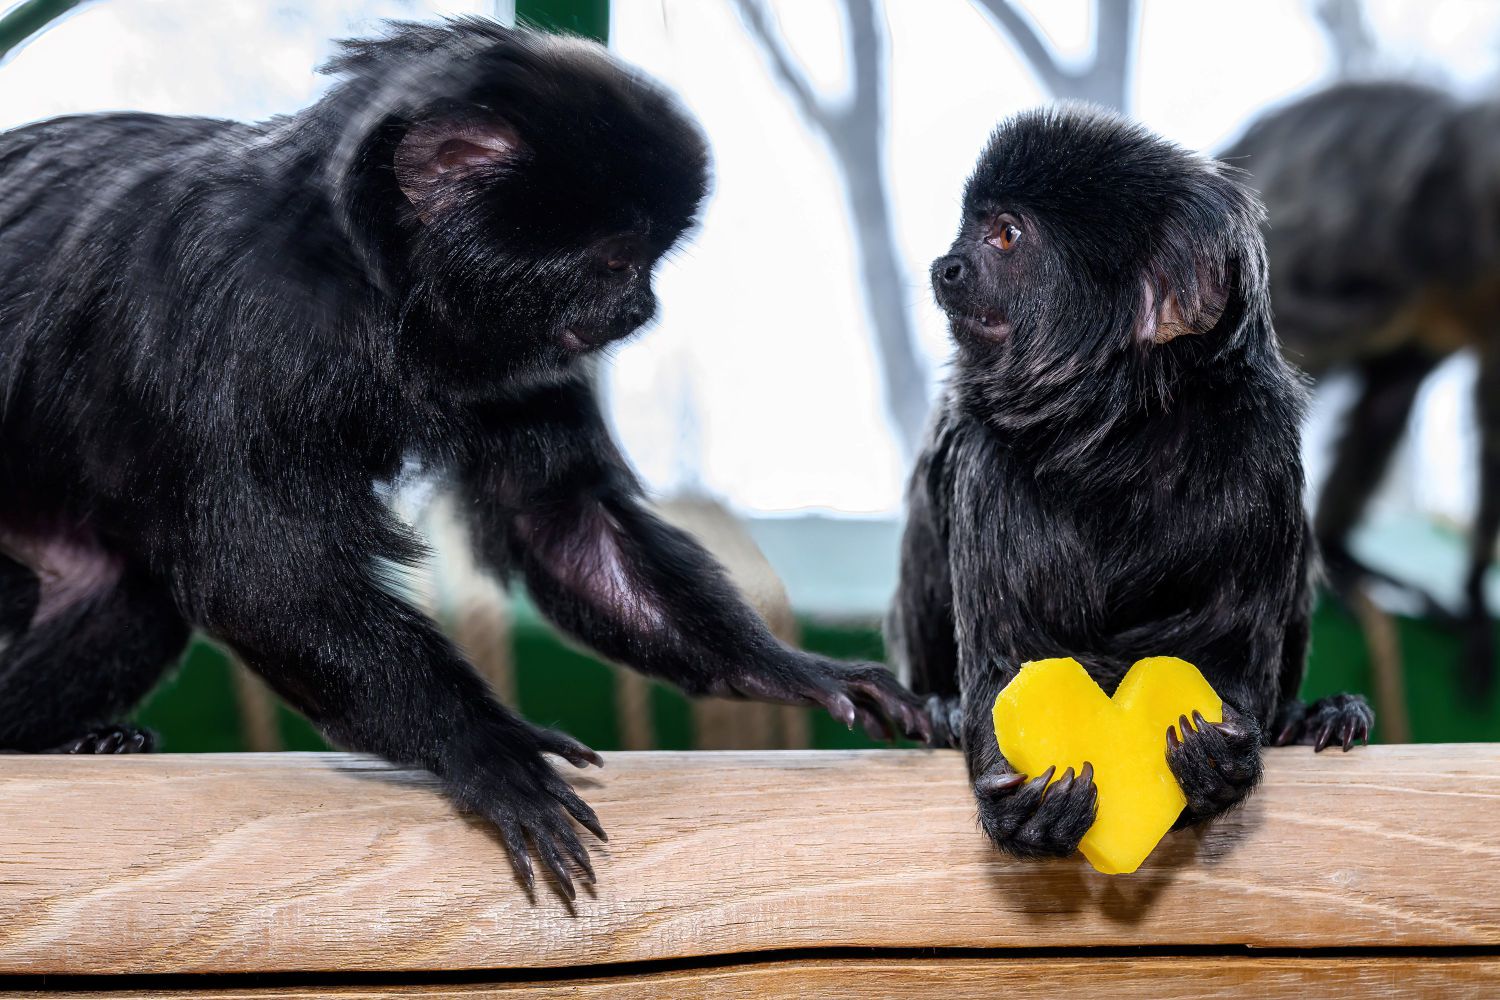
[0, 114, 252, 471]
[1223, 82, 1500, 371]
[0, 111, 252, 274]
[0, 111, 258, 370]
[0, 109, 400, 533]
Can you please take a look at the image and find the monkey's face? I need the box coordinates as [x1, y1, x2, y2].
[418, 201, 677, 370]
[930, 207, 1049, 350]
[359, 34, 710, 384]
[932, 108, 1264, 407]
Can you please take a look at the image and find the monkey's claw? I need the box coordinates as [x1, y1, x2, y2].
[714, 654, 931, 744]
[450, 727, 606, 904]
[1269, 693, 1373, 752]
[1166, 706, 1262, 828]
[528, 722, 604, 769]
[974, 761, 1098, 859]
[48, 725, 155, 754]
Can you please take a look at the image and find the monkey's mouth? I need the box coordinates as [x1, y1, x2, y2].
[561, 328, 611, 354]
[950, 310, 1010, 342]
[562, 323, 641, 354]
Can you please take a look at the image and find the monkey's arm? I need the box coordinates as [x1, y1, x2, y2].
[167, 478, 602, 901]
[887, 424, 962, 746]
[461, 379, 928, 743]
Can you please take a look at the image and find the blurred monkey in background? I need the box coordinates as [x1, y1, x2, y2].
[1225, 82, 1500, 697]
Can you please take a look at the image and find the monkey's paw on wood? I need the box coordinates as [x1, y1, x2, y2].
[708, 653, 931, 744]
[973, 762, 1099, 859]
[47, 724, 155, 754]
[1165, 706, 1263, 829]
[1269, 694, 1374, 752]
[446, 723, 605, 904]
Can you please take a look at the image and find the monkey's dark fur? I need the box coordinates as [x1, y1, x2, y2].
[1223, 82, 1500, 697]
[0, 19, 928, 899]
[888, 108, 1373, 860]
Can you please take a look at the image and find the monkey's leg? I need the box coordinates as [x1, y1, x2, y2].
[887, 468, 961, 747]
[1460, 349, 1500, 697]
[176, 521, 602, 901]
[0, 560, 186, 753]
[1316, 347, 1444, 611]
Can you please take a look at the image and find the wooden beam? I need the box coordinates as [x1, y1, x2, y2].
[3, 958, 1497, 999]
[0, 747, 1496, 976]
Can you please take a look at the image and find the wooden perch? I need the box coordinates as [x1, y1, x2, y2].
[0, 746, 1496, 996]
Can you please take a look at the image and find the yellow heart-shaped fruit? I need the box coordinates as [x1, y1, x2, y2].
[991, 656, 1222, 875]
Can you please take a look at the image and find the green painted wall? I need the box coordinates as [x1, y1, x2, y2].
[133, 595, 1500, 753]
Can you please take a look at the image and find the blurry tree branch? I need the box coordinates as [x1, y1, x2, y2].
[730, 0, 931, 462]
[1314, 0, 1378, 79]
[0, 0, 92, 64]
[734, 0, 830, 132]
[970, 0, 1136, 112]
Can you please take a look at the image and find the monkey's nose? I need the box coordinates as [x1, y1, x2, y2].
[932, 254, 972, 299]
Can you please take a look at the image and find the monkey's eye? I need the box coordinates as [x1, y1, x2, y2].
[986, 214, 1023, 252]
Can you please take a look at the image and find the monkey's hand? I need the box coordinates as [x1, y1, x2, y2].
[709, 652, 932, 744]
[47, 725, 155, 754]
[443, 721, 606, 903]
[973, 762, 1098, 859]
[1166, 706, 1263, 828]
[924, 694, 964, 749]
[1268, 693, 1373, 752]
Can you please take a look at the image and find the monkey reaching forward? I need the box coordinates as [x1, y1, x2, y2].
[887, 108, 1373, 859]
[0, 20, 927, 898]
[1223, 83, 1500, 697]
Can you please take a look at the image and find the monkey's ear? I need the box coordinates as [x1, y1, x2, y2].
[393, 117, 525, 220]
[1134, 263, 1230, 346]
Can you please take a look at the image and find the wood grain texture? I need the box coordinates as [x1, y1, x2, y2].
[3, 959, 1497, 999]
[0, 746, 1495, 974]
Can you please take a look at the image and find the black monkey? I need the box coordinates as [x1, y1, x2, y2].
[887, 107, 1373, 860]
[0, 20, 928, 898]
[1222, 82, 1500, 697]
